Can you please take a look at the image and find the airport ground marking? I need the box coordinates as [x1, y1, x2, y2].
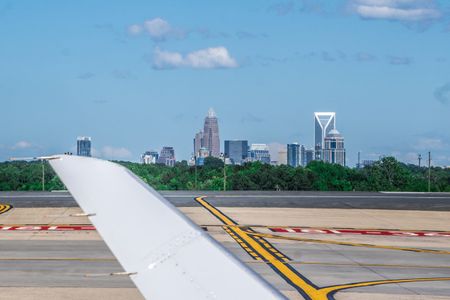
[269, 227, 450, 237]
[319, 277, 450, 299]
[195, 196, 321, 299]
[243, 231, 450, 255]
[0, 204, 12, 215]
[195, 196, 450, 300]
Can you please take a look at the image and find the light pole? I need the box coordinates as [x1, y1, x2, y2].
[221, 153, 227, 192]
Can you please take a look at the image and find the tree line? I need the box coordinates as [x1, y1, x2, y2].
[0, 157, 448, 192]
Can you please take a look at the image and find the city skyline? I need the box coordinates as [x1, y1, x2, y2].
[1, 1, 449, 166]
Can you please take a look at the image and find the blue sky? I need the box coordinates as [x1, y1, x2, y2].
[0, 0, 449, 166]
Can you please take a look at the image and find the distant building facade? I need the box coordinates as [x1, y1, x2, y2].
[314, 112, 336, 160]
[300, 145, 306, 166]
[158, 146, 176, 167]
[193, 131, 203, 158]
[203, 108, 220, 157]
[77, 136, 91, 157]
[141, 150, 159, 164]
[287, 143, 300, 167]
[193, 108, 220, 158]
[248, 144, 271, 164]
[278, 149, 287, 165]
[305, 149, 314, 166]
[323, 129, 346, 166]
[224, 140, 248, 165]
[362, 160, 376, 168]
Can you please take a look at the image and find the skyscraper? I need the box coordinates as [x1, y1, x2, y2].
[314, 112, 336, 160]
[224, 140, 248, 165]
[203, 108, 220, 157]
[76, 136, 91, 157]
[287, 143, 300, 167]
[193, 131, 203, 157]
[323, 129, 346, 166]
[300, 145, 306, 167]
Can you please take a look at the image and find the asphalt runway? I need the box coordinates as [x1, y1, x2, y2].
[0, 192, 450, 299]
[1, 191, 450, 210]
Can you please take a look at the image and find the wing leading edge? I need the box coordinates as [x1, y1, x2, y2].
[49, 155, 285, 300]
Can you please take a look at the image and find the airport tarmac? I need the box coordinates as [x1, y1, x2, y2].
[0, 191, 449, 300]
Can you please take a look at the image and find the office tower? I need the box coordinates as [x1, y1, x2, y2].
[323, 129, 346, 166]
[287, 143, 300, 167]
[76, 136, 91, 157]
[314, 112, 336, 160]
[193, 131, 203, 157]
[248, 144, 271, 164]
[305, 149, 314, 166]
[141, 150, 159, 164]
[300, 145, 306, 166]
[278, 149, 287, 165]
[224, 140, 248, 165]
[158, 146, 176, 167]
[203, 108, 220, 157]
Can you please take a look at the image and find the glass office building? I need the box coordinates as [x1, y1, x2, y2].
[224, 140, 248, 165]
[77, 136, 91, 157]
[287, 143, 300, 167]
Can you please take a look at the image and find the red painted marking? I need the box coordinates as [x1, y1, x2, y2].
[0, 225, 96, 231]
[268, 227, 450, 237]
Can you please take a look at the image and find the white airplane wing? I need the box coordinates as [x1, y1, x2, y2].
[49, 155, 284, 300]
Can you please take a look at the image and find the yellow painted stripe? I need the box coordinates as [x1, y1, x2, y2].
[195, 197, 321, 298]
[319, 277, 450, 296]
[244, 231, 450, 255]
[0, 204, 12, 215]
[195, 196, 450, 300]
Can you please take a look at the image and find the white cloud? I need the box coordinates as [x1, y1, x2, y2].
[101, 146, 132, 160]
[128, 18, 184, 41]
[348, 0, 441, 21]
[12, 141, 33, 150]
[128, 24, 143, 35]
[153, 47, 238, 69]
[144, 18, 172, 40]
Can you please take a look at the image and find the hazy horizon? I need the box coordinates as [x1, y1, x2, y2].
[1, 1, 449, 166]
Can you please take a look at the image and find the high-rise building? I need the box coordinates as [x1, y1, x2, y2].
[203, 108, 220, 157]
[77, 136, 91, 157]
[305, 149, 314, 166]
[247, 144, 271, 164]
[157, 146, 176, 167]
[193, 131, 203, 157]
[224, 140, 248, 165]
[300, 145, 306, 167]
[287, 143, 300, 167]
[323, 129, 346, 166]
[314, 112, 336, 160]
[141, 150, 159, 164]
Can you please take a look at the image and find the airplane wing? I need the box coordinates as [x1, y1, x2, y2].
[49, 155, 285, 300]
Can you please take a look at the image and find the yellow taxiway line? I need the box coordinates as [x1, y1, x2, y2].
[195, 196, 450, 300]
[0, 204, 12, 215]
[244, 231, 450, 255]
